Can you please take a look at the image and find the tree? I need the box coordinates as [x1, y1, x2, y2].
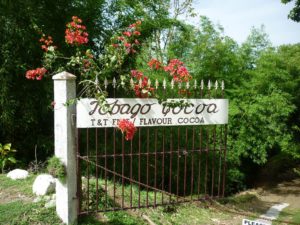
[239, 25, 272, 70]
[0, 0, 171, 162]
[282, 0, 300, 22]
[183, 17, 242, 87]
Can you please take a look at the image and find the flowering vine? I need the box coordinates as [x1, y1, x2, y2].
[65, 16, 88, 45]
[26, 67, 47, 80]
[25, 16, 192, 140]
[117, 119, 137, 140]
[111, 20, 142, 54]
[39, 35, 56, 52]
[164, 59, 192, 83]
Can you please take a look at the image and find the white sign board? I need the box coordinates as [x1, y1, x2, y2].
[76, 98, 228, 128]
[242, 219, 270, 225]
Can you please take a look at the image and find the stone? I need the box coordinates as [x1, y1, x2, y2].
[45, 199, 56, 208]
[43, 195, 51, 201]
[32, 174, 56, 196]
[33, 196, 43, 203]
[7, 169, 29, 180]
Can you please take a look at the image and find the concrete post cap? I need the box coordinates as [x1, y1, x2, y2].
[52, 71, 76, 80]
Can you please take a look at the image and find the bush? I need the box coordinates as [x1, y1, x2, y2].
[47, 156, 66, 182]
[0, 143, 17, 173]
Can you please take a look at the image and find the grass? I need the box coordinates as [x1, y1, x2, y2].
[0, 174, 146, 225]
[0, 201, 62, 225]
[0, 174, 62, 225]
[79, 177, 236, 224]
[273, 208, 300, 225]
[0, 173, 36, 196]
[1, 174, 300, 225]
[79, 211, 146, 225]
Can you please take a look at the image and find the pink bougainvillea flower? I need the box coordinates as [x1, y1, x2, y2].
[131, 74, 154, 98]
[164, 59, 192, 82]
[72, 16, 82, 23]
[124, 42, 131, 48]
[65, 16, 88, 45]
[130, 70, 144, 80]
[39, 35, 55, 52]
[123, 31, 131, 37]
[130, 49, 137, 54]
[134, 39, 140, 45]
[148, 58, 162, 70]
[128, 23, 136, 28]
[133, 31, 141, 36]
[117, 119, 137, 140]
[25, 67, 47, 80]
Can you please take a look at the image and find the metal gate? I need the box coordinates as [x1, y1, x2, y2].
[76, 80, 227, 215]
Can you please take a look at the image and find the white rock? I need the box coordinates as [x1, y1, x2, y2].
[33, 196, 43, 203]
[45, 199, 56, 208]
[32, 174, 56, 196]
[7, 169, 29, 180]
[44, 195, 51, 201]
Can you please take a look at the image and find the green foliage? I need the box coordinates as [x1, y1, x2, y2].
[0, 0, 171, 164]
[168, 16, 242, 87]
[281, 0, 300, 22]
[166, 16, 300, 191]
[1, 0, 300, 195]
[47, 156, 66, 183]
[239, 25, 272, 70]
[228, 91, 295, 165]
[225, 168, 246, 194]
[0, 143, 17, 173]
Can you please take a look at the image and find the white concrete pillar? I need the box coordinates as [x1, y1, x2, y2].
[53, 71, 78, 225]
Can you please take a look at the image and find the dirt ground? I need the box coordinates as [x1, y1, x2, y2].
[0, 185, 33, 204]
[219, 178, 300, 225]
[258, 178, 300, 209]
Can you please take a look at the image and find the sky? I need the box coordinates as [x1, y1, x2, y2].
[186, 0, 300, 46]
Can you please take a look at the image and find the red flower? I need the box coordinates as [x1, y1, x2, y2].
[118, 36, 125, 41]
[65, 16, 88, 46]
[112, 43, 119, 48]
[124, 42, 131, 48]
[117, 119, 137, 140]
[25, 67, 47, 80]
[131, 73, 154, 98]
[128, 23, 136, 28]
[123, 31, 131, 37]
[148, 58, 162, 70]
[39, 35, 55, 52]
[133, 31, 141, 36]
[164, 59, 192, 82]
[130, 49, 137, 54]
[131, 70, 144, 80]
[134, 39, 140, 45]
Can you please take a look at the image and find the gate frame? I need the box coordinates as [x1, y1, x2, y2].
[53, 71, 227, 224]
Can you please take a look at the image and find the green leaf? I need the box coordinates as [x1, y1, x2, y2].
[8, 157, 16, 164]
[3, 143, 11, 150]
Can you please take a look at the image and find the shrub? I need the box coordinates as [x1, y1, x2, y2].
[47, 156, 66, 182]
[0, 143, 17, 173]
